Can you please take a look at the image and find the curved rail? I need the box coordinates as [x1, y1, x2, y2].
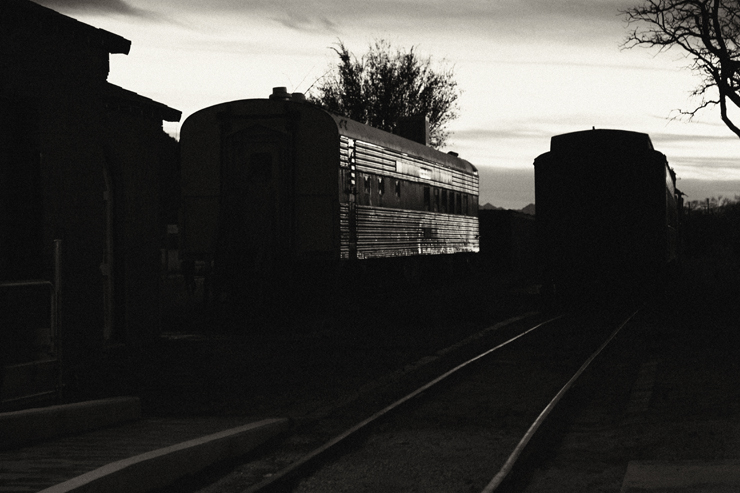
[481, 309, 639, 492]
[244, 315, 563, 493]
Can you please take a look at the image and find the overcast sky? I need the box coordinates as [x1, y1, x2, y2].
[37, 0, 740, 209]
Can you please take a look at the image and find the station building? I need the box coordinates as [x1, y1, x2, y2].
[0, 0, 181, 408]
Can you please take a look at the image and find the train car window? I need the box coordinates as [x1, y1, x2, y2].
[249, 152, 273, 183]
[424, 186, 431, 211]
[463, 194, 468, 215]
[363, 174, 371, 195]
[456, 193, 462, 215]
[449, 192, 456, 214]
[378, 176, 385, 195]
[433, 188, 440, 212]
[441, 190, 448, 213]
[395, 180, 401, 198]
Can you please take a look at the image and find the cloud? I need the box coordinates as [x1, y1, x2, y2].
[676, 178, 740, 201]
[34, 0, 187, 25]
[650, 132, 740, 145]
[672, 156, 740, 170]
[37, 0, 637, 40]
[450, 114, 635, 145]
[481, 0, 634, 21]
[36, 0, 640, 42]
[270, 10, 337, 33]
[453, 128, 551, 142]
[99, 0, 632, 38]
[35, 0, 170, 22]
[455, 121, 740, 153]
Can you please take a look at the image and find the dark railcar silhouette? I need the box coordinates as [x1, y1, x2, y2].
[180, 89, 479, 307]
[534, 129, 680, 301]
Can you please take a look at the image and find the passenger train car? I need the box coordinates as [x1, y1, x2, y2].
[534, 129, 680, 302]
[180, 88, 479, 307]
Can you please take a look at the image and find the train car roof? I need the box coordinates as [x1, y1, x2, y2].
[323, 109, 477, 175]
[548, 128, 655, 155]
[184, 97, 477, 176]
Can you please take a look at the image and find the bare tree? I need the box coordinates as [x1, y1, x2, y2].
[623, 0, 740, 137]
[308, 40, 460, 149]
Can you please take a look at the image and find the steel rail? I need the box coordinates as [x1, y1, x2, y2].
[243, 314, 563, 493]
[481, 309, 640, 493]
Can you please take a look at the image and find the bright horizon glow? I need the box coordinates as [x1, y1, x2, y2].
[36, 0, 740, 209]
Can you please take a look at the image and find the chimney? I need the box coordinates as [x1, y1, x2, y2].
[397, 115, 430, 146]
[269, 87, 291, 100]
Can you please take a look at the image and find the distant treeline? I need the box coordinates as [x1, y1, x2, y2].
[682, 195, 740, 259]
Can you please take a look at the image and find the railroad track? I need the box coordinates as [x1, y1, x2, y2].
[175, 306, 644, 493]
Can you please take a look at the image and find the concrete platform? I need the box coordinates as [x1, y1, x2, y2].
[0, 398, 290, 493]
[0, 397, 141, 449]
[621, 460, 740, 492]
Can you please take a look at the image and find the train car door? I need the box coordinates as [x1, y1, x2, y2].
[217, 125, 291, 307]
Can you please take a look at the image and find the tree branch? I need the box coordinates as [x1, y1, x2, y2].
[622, 0, 740, 138]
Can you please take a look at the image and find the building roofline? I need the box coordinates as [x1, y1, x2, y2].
[3, 0, 131, 55]
[105, 83, 182, 123]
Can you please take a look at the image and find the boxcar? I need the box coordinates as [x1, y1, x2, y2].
[180, 88, 479, 305]
[534, 129, 679, 300]
[478, 209, 536, 277]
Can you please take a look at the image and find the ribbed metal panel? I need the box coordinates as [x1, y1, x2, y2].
[339, 138, 351, 168]
[340, 203, 351, 258]
[340, 204, 479, 260]
[355, 143, 397, 172]
[340, 136, 478, 195]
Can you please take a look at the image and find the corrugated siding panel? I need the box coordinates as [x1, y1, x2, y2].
[356, 144, 397, 172]
[340, 136, 478, 195]
[339, 138, 350, 168]
[340, 203, 351, 258]
[340, 204, 479, 259]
